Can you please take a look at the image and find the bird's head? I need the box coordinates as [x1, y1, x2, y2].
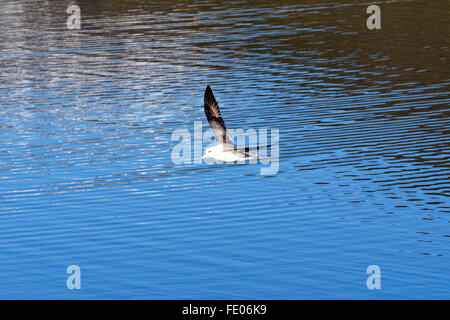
[201, 148, 213, 159]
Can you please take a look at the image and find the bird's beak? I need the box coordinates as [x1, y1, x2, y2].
[201, 154, 205, 159]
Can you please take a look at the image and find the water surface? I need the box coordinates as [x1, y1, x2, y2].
[0, 0, 449, 299]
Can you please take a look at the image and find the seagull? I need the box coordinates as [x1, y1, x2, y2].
[202, 85, 258, 162]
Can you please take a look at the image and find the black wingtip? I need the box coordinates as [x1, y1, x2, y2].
[204, 85, 214, 104]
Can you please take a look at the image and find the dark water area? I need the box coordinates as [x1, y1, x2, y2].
[0, 0, 449, 299]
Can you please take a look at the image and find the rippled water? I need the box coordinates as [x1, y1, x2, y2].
[0, 0, 449, 299]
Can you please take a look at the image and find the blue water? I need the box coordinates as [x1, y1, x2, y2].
[0, 0, 449, 299]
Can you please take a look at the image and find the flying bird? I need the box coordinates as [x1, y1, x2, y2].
[202, 85, 258, 162]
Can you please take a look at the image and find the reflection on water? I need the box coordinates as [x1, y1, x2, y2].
[0, 0, 449, 299]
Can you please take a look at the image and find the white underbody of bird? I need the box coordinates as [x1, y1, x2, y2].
[201, 85, 259, 163]
[202, 143, 258, 162]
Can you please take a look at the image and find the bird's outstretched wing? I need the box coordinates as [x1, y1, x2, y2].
[204, 85, 234, 147]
